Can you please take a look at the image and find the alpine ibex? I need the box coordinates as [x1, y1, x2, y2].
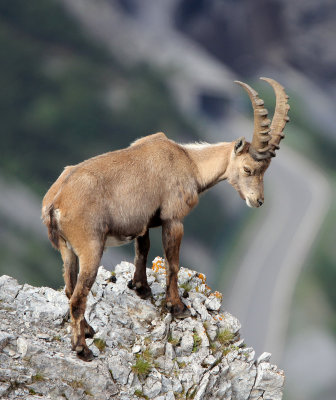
[42, 77, 290, 361]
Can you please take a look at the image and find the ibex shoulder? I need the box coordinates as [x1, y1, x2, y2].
[130, 132, 167, 147]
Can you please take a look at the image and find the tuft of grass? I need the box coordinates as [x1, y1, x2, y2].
[209, 340, 217, 352]
[142, 348, 152, 362]
[93, 338, 106, 352]
[134, 389, 149, 399]
[29, 389, 36, 395]
[132, 355, 152, 377]
[179, 282, 192, 292]
[53, 335, 61, 342]
[143, 336, 151, 346]
[203, 321, 213, 342]
[192, 330, 202, 353]
[177, 360, 186, 369]
[32, 373, 44, 382]
[222, 345, 239, 356]
[69, 380, 84, 389]
[168, 334, 180, 346]
[175, 390, 186, 400]
[217, 329, 235, 346]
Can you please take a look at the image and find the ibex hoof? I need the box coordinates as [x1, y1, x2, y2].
[128, 280, 152, 299]
[76, 345, 94, 362]
[136, 286, 152, 300]
[127, 279, 136, 289]
[168, 303, 191, 319]
[108, 275, 117, 283]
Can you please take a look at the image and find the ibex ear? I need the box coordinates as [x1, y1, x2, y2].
[234, 137, 246, 155]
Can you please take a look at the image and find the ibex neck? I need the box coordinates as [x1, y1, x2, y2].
[183, 142, 234, 192]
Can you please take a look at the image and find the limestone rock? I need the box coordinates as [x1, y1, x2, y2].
[0, 261, 285, 399]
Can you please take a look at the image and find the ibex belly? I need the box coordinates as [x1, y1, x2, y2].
[105, 235, 133, 248]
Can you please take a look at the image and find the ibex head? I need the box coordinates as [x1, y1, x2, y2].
[227, 78, 290, 208]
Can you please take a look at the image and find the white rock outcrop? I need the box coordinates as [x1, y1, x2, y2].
[0, 260, 284, 399]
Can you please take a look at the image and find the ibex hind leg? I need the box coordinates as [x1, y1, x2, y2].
[59, 239, 95, 339]
[162, 220, 191, 319]
[128, 230, 152, 299]
[69, 240, 103, 361]
[60, 238, 79, 299]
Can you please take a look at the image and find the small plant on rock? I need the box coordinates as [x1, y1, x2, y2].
[168, 334, 180, 346]
[177, 360, 186, 369]
[32, 373, 44, 383]
[134, 389, 149, 399]
[132, 354, 152, 377]
[217, 329, 235, 346]
[175, 390, 186, 400]
[222, 344, 239, 356]
[143, 336, 151, 346]
[179, 282, 192, 292]
[69, 380, 84, 389]
[142, 348, 152, 362]
[93, 338, 106, 352]
[192, 330, 202, 353]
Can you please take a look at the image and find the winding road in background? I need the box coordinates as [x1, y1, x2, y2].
[223, 145, 331, 363]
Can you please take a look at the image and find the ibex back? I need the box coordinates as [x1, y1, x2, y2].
[42, 78, 290, 361]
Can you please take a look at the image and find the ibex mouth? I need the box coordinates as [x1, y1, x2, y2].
[245, 198, 262, 208]
[246, 198, 253, 208]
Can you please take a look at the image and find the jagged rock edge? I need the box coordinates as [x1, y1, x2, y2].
[0, 261, 284, 400]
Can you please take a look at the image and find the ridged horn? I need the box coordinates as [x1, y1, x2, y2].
[234, 80, 272, 161]
[260, 77, 290, 156]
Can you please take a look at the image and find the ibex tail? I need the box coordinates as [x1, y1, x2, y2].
[42, 204, 60, 250]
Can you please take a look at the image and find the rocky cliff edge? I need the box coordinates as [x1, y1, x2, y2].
[0, 259, 284, 400]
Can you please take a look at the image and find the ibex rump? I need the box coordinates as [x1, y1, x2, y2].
[42, 78, 289, 361]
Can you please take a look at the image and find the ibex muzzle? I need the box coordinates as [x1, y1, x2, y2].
[42, 78, 289, 361]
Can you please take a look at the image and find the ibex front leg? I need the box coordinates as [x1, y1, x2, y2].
[162, 220, 191, 318]
[128, 229, 152, 299]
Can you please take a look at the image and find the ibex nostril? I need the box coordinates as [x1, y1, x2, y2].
[258, 199, 263, 206]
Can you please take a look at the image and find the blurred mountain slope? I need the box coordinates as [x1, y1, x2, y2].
[175, 0, 336, 89]
[0, 0, 199, 194]
[0, 0, 232, 286]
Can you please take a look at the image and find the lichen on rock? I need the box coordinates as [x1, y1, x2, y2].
[0, 261, 284, 399]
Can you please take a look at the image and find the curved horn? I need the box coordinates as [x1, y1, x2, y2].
[234, 80, 272, 160]
[260, 77, 290, 155]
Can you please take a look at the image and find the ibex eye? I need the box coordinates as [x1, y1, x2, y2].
[243, 167, 251, 175]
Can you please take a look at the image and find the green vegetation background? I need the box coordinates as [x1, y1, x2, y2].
[0, 0, 231, 288]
